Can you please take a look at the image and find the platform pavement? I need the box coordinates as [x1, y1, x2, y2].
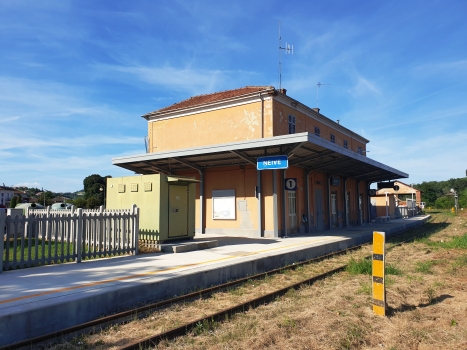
[0, 215, 430, 346]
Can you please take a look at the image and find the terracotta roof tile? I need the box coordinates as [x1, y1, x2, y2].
[144, 86, 275, 117]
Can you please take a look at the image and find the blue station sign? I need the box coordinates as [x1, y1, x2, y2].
[257, 155, 289, 170]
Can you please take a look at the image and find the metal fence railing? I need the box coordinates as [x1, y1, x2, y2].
[0, 205, 139, 272]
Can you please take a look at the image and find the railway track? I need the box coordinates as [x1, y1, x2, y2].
[1, 217, 445, 350]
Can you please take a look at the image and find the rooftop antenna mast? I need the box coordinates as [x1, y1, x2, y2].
[317, 82, 331, 108]
[279, 20, 293, 90]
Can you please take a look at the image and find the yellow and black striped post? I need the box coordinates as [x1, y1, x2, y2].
[372, 231, 386, 316]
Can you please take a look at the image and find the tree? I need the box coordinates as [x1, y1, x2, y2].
[36, 191, 54, 207]
[86, 197, 100, 209]
[16, 195, 21, 204]
[73, 198, 87, 208]
[83, 174, 111, 206]
[10, 196, 17, 208]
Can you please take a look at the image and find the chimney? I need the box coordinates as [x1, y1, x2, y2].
[312, 108, 320, 113]
[280, 88, 287, 95]
[337, 119, 340, 124]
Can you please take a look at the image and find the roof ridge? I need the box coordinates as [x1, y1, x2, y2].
[186, 85, 274, 100]
[145, 86, 275, 116]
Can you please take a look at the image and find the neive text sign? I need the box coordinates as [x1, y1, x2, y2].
[257, 155, 289, 170]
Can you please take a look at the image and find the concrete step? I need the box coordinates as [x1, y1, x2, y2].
[158, 240, 218, 253]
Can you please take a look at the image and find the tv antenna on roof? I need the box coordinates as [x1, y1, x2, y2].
[278, 20, 293, 90]
[317, 82, 331, 108]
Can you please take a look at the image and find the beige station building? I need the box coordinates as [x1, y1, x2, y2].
[111, 86, 408, 243]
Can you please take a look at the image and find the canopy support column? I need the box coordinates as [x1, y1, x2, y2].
[343, 177, 348, 227]
[356, 179, 361, 226]
[367, 181, 372, 223]
[305, 169, 312, 233]
[273, 170, 279, 238]
[327, 174, 332, 231]
[257, 169, 262, 237]
[198, 170, 205, 234]
[282, 169, 287, 237]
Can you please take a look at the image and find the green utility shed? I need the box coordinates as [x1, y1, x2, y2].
[106, 174, 198, 243]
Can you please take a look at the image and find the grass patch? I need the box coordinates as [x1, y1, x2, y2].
[3, 238, 76, 264]
[346, 257, 372, 275]
[420, 233, 467, 249]
[424, 287, 436, 305]
[386, 264, 403, 275]
[346, 257, 403, 276]
[415, 261, 434, 274]
[2, 237, 128, 269]
[356, 282, 371, 295]
[453, 254, 467, 267]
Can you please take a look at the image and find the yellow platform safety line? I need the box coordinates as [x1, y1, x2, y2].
[372, 231, 386, 316]
[0, 226, 377, 306]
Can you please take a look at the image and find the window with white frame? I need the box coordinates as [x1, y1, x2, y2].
[314, 126, 320, 137]
[288, 114, 296, 134]
[330, 133, 335, 143]
[344, 140, 348, 149]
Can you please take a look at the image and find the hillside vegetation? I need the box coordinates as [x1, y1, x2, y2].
[414, 177, 467, 209]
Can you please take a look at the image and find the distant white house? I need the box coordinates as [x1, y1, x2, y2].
[0, 186, 15, 207]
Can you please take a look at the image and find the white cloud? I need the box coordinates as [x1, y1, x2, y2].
[0, 76, 134, 124]
[0, 135, 143, 151]
[1, 116, 20, 122]
[412, 60, 467, 78]
[366, 106, 467, 132]
[349, 76, 380, 97]
[96, 64, 258, 95]
[369, 131, 467, 183]
[14, 182, 41, 188]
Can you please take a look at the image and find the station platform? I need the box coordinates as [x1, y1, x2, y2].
[0, 215, 430, 346]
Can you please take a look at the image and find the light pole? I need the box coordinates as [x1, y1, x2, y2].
[99, 185, 106, 208]
[450, 188, 458, 214]
[385, 190, 388, 217]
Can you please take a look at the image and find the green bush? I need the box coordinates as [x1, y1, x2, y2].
[73, 197, 87, 208]
[435, 197, 454, 209]
[86, 197, 101, 209]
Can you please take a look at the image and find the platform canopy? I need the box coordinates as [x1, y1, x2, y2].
[112, 132, 407, 183]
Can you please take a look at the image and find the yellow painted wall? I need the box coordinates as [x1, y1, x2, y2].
[373, 195, 395, 218]
[273, 100, 367, 154]
[106, 174, 196, 242]
[149, 101, 272, 152]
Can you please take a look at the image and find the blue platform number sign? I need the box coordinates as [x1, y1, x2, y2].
[257, 155, 289, 170]
[331, 176, 340, 186]
[285, 178, 297, 191]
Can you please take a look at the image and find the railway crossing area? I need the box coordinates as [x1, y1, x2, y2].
[0, 215, 429, 347]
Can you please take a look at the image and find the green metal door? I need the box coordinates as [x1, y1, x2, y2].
[168, 185, 189, 237]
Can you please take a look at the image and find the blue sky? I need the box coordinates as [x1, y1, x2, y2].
[1, 0, 466, 192]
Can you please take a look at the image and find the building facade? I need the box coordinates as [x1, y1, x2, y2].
[113, 86, 407, 241]
[0, 186, 16, 207]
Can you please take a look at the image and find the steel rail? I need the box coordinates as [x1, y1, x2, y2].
[1, 217, 442, 350]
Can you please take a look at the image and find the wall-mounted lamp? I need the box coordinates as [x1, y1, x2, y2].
[316, 181, 323, 185]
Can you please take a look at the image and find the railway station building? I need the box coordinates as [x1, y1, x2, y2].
[112, 86, 407, 242]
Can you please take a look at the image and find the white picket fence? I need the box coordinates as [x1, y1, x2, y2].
[0, 205, 139, 272]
